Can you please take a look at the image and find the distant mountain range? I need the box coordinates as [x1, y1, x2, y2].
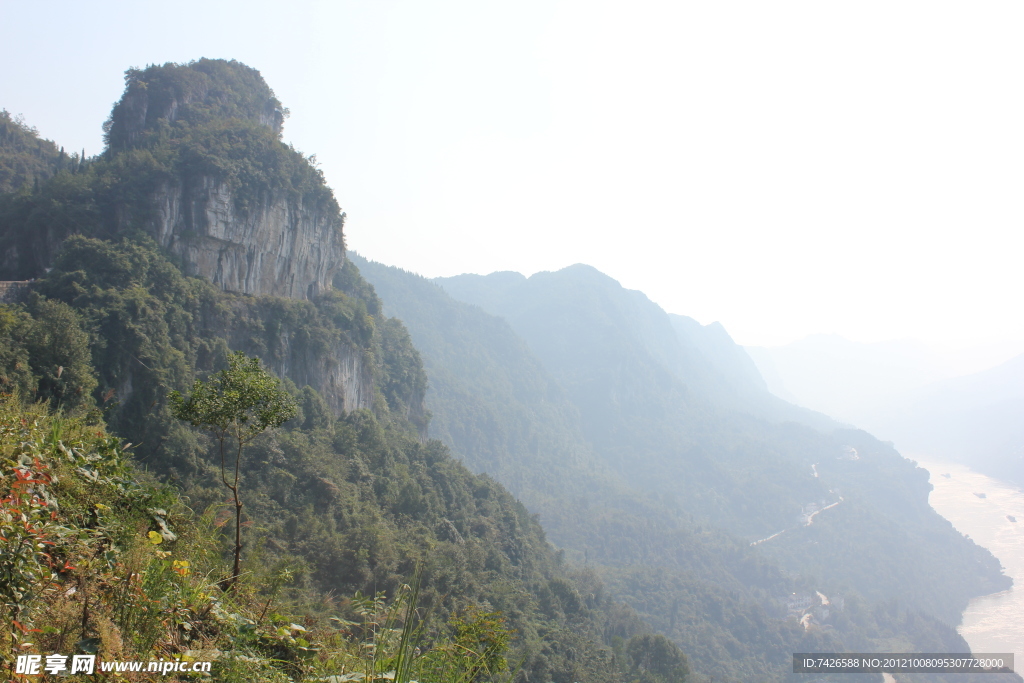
[3, 56, 1017, 682]
[355, 254, 1013, 681]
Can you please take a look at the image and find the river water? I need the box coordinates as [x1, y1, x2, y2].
[916, 457, 1024, 658]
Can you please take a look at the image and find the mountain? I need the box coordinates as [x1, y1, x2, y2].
[356, 256, 1016, 681]
[0, 109, 66, 194]
[2, 57, 1016, 682]
[0, 59, 344, 298]
[432, 267, 1006, 608]
[0, 60, 664, 683]
[668, 314, 768, 397]
[351, 256, 836, 680]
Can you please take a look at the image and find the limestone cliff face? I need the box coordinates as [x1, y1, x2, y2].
[112, 308, 374, 418]
[262, 333, 375, 415]
[4, 60, 391, 420]
[149, 177, 345, 300]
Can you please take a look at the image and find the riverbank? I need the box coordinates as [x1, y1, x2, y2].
[916, 457, 1024, 658]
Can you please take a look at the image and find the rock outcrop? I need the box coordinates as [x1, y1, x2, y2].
[150, 176, 345, 300]
[264, 335, 374, 415]
[2, 59, 377, 417]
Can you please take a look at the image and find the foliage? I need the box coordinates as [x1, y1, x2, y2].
[170, 351, 297, 589]
[0, 59, 340, 282]
[0, 109, 70, 194]
[104, 59, 287, 151]
[625, 634, 690, 683]
[6, 56, 1006, 681]
[0, 305, 36, 397]
[0, 398, 563, 683]
[354, 254, 1016, 681]
[418, 606, 515, 682]
[2, 61, 662, 681]
[0, 397, 184, 669]
[169, 351, 298, 460]
[0, 296, 96, 411]
[0, 234, 638, 682]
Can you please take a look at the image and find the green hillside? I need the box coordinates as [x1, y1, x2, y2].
[353, 256, 1015, 681]
[0, 57, 1017, 683]
[0, 109, 67, 194]
[434, 266, 1007, 618]
[0, 60, 674, 683]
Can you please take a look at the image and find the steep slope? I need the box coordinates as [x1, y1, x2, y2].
[0, 63, 666, 683]
[668, 314, 768, 397]
[0, 60, 344, 298]
[3, 56, 1015, 682]
[350, 256, 834, 680]
[668, 313, 837, 429]
[435, 267, 1009, 623]
[356, 255, 1014, 682]
[0, 247, 639, 681]
[0, 109, 66, 194]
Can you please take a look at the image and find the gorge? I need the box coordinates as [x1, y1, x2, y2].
[0, 59, 1016, 683]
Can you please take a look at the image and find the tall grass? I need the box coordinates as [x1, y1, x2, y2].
[0, 397, 514, 682]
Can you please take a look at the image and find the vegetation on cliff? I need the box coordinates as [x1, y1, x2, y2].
[1, 397, 681, 682]
[0, 110, 71, 195]
[355, 254, 1014, 682]
[1, 56, 1015, 682]
[0, 60, 677, 680]
[0, 60, 342, 282]
[0, 232, 660, 680]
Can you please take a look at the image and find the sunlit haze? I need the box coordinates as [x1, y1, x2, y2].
[3, 0, 1022, 351]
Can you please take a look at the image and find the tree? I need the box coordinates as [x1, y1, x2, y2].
[626, 634, 690, 683]
[169, 351, 296, 589]
[24, 297, 97, 411]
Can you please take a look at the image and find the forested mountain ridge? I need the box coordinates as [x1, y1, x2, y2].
[0, 59, 344, 299]
[352, 256, 1016, 681]
[0, 60, 681, 683]
[0, 57, 1015, 682]
[433, 266, 1007, 616]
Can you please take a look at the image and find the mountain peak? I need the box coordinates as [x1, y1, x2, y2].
[104, 58, 286, 151]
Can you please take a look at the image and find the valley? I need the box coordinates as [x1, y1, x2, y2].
[0, 59, 1017, 683]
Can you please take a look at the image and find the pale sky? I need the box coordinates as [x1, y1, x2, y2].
[2, 1, 1022, 350]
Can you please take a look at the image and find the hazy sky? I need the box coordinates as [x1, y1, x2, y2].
[2, 1, 1022, 350]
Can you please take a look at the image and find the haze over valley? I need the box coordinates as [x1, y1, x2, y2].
[1, 3, 1021, 682]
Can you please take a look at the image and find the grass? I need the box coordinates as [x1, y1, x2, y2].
[0, 396, 514, 682]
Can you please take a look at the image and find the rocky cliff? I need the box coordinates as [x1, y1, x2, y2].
[112, 59, 346, 300]
[0, 59, 346, 301]
[1, 60, 373, 417]
[259, 325, 375, 416]
[150, 176, 344, 300]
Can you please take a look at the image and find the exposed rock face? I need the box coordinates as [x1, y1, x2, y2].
[150, 177, 345, 300]
[263, 335, 375, 415]
[3, 60, 380, 419]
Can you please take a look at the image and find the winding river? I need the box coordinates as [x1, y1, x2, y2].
[916, 457, 1024, 658]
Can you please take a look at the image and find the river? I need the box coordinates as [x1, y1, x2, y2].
[916, 457, 1024, 658]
